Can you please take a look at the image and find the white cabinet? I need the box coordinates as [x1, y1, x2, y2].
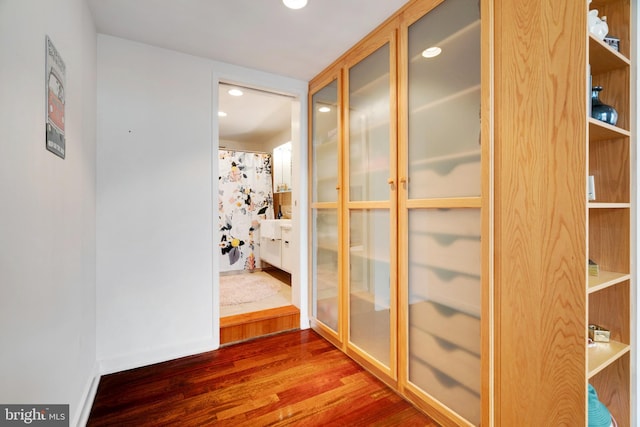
[260, 219, 293, 273]
[281, 226, 293, 273]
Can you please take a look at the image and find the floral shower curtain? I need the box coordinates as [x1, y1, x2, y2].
[218, 150, 274, 272]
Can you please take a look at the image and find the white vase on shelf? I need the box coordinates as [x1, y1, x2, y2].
[588, 9, 609, 40]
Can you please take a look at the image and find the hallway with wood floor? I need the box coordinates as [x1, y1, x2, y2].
[88, 329, 437, 426]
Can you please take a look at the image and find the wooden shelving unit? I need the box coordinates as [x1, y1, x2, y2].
[586, 0, 633, 425]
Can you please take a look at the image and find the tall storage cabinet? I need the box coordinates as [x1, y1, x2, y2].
[308, 0, 635, 425]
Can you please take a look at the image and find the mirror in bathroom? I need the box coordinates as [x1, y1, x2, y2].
[273, 141, 292, 193]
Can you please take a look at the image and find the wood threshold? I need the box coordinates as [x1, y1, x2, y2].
[220, 305, 300, 345]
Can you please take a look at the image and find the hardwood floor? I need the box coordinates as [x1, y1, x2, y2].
[88, 329, 437, 426]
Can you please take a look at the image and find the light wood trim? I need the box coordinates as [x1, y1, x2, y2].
[480, 0, 495, 426]
[396, 5, 410, 399]
[388, 26, 399, 383]
[493, 0, 587, 425]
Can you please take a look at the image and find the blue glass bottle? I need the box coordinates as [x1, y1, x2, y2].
[591, 86, 618, 126]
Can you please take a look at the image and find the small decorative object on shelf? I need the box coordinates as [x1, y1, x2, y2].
[591, 86, 618, 126]
[588, 259, 599, 277]
[604, 36, 620, 52]
[588, 9, 609, 40]
[587, 175, 596, 201]
[588, 324, 611, 343]
[588, 384, 614, 427]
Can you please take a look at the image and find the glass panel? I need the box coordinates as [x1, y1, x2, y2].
[312, 209, 339, 332]
[408, 208, 481, 426]
[312, 80, 339, 203]
[349, 209, 390, 367]
[408, 0, 481, 199]
[349, 44, 391, 202]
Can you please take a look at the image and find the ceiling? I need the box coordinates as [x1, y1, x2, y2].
[87, 0, 409, 142]
[218, 83, 292, 143]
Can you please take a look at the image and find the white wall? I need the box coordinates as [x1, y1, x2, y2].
[96, 35, 308, 374]
[0, 0, 98, 425]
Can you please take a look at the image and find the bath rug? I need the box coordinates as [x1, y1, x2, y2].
[220, 273, 282, 306]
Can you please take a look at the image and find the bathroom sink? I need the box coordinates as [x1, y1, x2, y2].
[260, 219, 291, 239]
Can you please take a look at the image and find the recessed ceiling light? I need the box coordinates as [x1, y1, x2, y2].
[228, 88, 243, 96]
[422, 46, 442, 58]
[283, 0, 308, 9]
[218, 111, 227, 117]
[318, 106, 331, 113]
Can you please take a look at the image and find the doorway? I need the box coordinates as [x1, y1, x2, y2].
[217, 82, 300, 344]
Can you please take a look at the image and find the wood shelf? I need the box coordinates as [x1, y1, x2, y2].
[587, 339, 631, 378]
[588, 202, 631, 209]
[588, 270, 630, 294]
[588, 117, 630, 141]
[589, 34, 630, 74]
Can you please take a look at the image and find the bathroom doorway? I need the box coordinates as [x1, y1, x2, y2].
[217, 82, 300, 344]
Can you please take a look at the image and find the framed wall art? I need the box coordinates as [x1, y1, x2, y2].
[45, 35, 66, 159]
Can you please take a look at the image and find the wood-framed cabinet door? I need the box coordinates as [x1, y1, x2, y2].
[343, 21, 398, 382]
[398, 0, 483, 425]
[310, 71, 343, 345]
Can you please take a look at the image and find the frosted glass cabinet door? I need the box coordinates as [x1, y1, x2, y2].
[408, 208, 481, 426]
[407, 0, 481, 200]
[312, 209, 339, 332]
[349, 43, 391, 203]
[349, 209, 391, 367]
[311, 78, 340, 334]
[312, 80, 339, 204]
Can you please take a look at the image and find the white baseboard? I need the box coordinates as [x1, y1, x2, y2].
[74, 362, 100, 427]
[99, 337, 219, 376]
